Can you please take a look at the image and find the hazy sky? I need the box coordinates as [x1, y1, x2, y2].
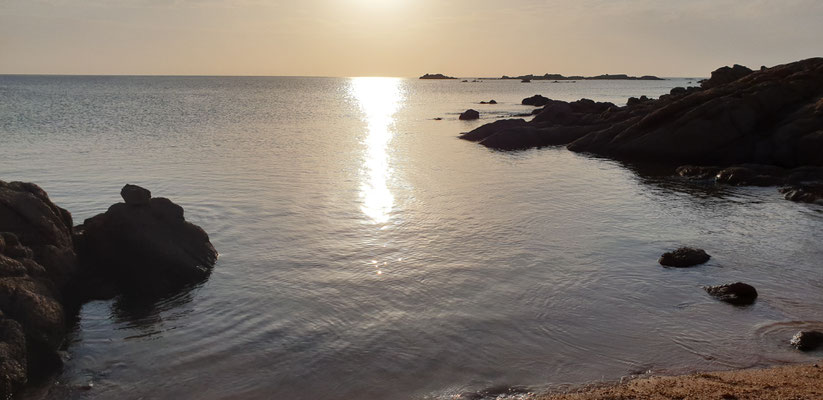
[1, 0, 821, 77]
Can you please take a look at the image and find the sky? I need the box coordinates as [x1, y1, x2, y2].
[1, 0, 822, 77]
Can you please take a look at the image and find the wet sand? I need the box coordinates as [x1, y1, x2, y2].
[540, 363, 823, 400]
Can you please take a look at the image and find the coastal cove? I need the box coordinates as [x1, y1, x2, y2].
[2, 74, 823, 400]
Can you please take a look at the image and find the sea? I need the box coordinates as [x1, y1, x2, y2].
[1, 75, 822, 399]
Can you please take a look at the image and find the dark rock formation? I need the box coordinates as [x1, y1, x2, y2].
[659, 247, 711, 268]
[704, 282, 758, 306]
[479, 100, 497, 105]
[76, 185, 218, 297]
[0, 180, 76, 397]
[676, 165, 721, 180]
[0, 181, 217, 397]
[419, 73, 456, 80]
[791, 331, 823, 351]
[701, 64, 753, 89]
[459, 109, 480, 121]
[779, 184, 823, 204]
[462, 58, 823, 170]
[522, 95, 550, 106]
[0, 181, 77, 290]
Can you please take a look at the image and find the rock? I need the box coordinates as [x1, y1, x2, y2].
[465, 58, 823, 168]
[0, 318, 26, 397]
[704, 282, 758, 306]
[458, 385, 530, 400]
[120, 184, 151, 206]
[670, 87, 687, 96]
[701, 64, 753, 89]
[0, 181, 77, 289]
[77, 185, 218, 297]
[779, 185, 823, 204]
[459, 109, 480, 121]
[791, 331, 823, 351]
[522, 95, 550, 106]
[676, 165, 721, 180]
[715, 166, 784, 186]
[659, 247, 710, 268]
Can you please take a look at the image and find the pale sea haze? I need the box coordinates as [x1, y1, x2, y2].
[1, 76, 822, 399]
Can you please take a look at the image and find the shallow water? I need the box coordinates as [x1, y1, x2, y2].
[1, 75, 822, 400]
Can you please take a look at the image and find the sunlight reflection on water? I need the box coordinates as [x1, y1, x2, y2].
[349, 77, 405, 224]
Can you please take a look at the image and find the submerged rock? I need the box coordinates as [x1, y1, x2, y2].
[676, 165, 721, 180]
[76, 184, 218, 297]
[791, 331, 823, 351]
[704, 282, 758, 306]
[459, 109, 480, 121]
[659, 247, 710, 268]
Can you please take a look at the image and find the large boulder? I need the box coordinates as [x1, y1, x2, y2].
[76, 185, 218, 297]
[0, 181, 77, 289]
[0, 317, 26, 397]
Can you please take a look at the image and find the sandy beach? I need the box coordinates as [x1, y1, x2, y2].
[541, 363, 823, 400]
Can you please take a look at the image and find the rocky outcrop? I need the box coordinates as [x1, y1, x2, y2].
[700, 64, 753, 89]
[0, 181, 217, 397]
[0, 181, 77, 290]
[461, 58, 823, 169]
[0, 181, 76, 397]
[459, 109, 480, 121]
[704, 282, 758, 306]
[76, 185, 218, 297]
[791, 331, 823, 351]
[659, 247, 711, 268]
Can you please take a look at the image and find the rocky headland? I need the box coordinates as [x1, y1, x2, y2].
[461, 58, 823, 199]
[0, 181, 217, 397]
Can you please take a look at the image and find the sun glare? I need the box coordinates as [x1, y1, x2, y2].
[349, 77, 405, 224]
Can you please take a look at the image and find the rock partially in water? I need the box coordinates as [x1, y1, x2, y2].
[522, 94, 550, 106]
[459, 109, 480, 121]
[791, 331, 823, 351]
[659, 247, 711, 268]
[704, 282, 758, 306]
[779, 185, 823, 204]
[76, 185, 218, 297]
[464, 58, 823, 168]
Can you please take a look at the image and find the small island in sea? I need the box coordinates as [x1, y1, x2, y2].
[419, 73, 457, 80]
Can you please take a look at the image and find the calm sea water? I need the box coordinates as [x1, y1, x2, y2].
[2, 76, 822, 400]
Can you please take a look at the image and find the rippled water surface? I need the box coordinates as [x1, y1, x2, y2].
[2, 76, 822, 399]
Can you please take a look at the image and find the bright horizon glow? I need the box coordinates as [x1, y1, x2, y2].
[1, 0, 821, 77]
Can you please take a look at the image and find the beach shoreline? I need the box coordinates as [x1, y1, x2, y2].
[538, 363, 823, 400]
